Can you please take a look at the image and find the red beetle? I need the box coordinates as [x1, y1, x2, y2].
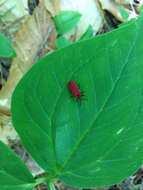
[68, 80, 84, 101]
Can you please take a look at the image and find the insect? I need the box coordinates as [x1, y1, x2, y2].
[67, 80, 84, 103]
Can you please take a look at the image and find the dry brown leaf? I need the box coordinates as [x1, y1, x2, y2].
[0, 1, 56, 144]
[91, 188, 109, 190]
[115, 0, 133, 5]
[0, 0, 29, 23]
[43, 0, 61, 15]
[99, 0, 140, 21]
[0, 114, 17, 144]
[136, 0, 143, 13]
[10, 140, 44, 176]
[0, 1, 56, 116]
[99, 0, 125, 21]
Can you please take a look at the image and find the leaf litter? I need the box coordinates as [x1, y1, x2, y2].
[0, 0, 56, 176]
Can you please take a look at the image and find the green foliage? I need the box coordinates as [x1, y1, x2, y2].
[0, 32, 16, 57]
[56, 25, 93, 49]
[56, 36, 70, 49]
[0, 141, 35, 190]
[53, 11, 82, 35]
[11, 10, 143, 189]
[119, 8, 129, 21]
[79, 25, 93, 41]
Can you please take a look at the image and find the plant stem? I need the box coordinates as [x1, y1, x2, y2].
[46, 180, 56, 190]
[35, 176, 47, 186]
[35, 175, 56, 190]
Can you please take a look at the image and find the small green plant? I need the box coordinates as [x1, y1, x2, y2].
[0, 2, 16, 58]
[119, 7, 129, 21]
[0, 32, 16, 57]
[54, 10, 81, 49]
[53, 10, 82, 36]
[1, 8, 143, 190]
[56, 36, 70, 49]
[54, 11, 94, 49]
[79, 24, 93, 41]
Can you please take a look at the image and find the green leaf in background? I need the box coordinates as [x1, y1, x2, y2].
[79, 25, 93, 41]
[56, 36, 70, 49]
[53, 11, 82, 35]
[0, 32, 16, 57]
[12, 12, 143, 187]
[0, 141, 35, 190]
[119, 8, 129, 21]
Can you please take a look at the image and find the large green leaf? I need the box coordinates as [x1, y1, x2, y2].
[0, 141, 35, 190]
[11, 13, 143, 187]
[0, 32, 16, 57]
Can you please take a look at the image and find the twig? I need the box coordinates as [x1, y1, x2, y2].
[35, 24, 54, 63]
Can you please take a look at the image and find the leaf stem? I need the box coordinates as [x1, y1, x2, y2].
[34, 174, 55, 190]
[46, 181, 56, 190]
[35, 176, 47, 186]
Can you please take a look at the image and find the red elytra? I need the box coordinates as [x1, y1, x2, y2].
[68, 80, 83, 100]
